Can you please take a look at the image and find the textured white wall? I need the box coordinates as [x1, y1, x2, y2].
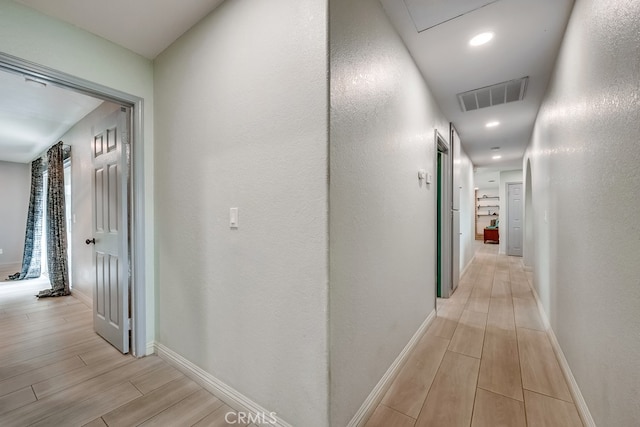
[329, 0, 447, 424]
[54, 102, 120, 302]
[498, 169, 522, 254]
[0, 161, 30, 266]
[153, 0, 329, 424]
[523, 160, 534, 267]
[0, 0, 155, 344]
[524, 0, 640, 424]
[458, 146, 475, 272]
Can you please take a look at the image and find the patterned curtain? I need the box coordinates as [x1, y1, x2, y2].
[38, 142, 70, 298]
[8, 158, 45, 280]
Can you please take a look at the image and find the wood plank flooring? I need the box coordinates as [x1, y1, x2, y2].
[2, 247, 585, 427]
[366, 244, 583, 427]
[0, 274, 255, 427]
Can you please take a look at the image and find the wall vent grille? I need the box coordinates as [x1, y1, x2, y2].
[457, 77, 528, 112]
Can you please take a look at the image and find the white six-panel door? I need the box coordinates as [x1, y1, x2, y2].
[91, 109, 130, 353]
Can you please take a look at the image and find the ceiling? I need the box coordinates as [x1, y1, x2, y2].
[380, 0, 574, 169]
[474, 168, 501, 190]
[3, 0, 574, 169]
[16, 0, 225, 59]
[1, 0, 225, 164]
[0, 70, 102, 163]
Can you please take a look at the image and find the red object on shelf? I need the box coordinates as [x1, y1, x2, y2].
[484, 227, 499, 244]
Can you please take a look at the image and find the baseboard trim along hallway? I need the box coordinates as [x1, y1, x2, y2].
[155, 343, 293, 427]
[361, 245, 588, 426]
[146, 341, 156, 356]
[529, 286, 596, 427]
[347, 310, 437, 427]
[460, 255, 475, 282]
[70, 288, 92, 308]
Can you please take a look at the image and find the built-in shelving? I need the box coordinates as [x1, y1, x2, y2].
[475, 190, 500, 239]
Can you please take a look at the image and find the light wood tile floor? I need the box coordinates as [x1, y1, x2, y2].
[0, 273, 254, 427]
[3, 247, 585, 427]
[366, 244, 584, 427]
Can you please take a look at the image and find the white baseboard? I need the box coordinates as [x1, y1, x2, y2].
[528, 286, 596, 427]
[146, 341, 155, 356]
[0, 261, 21, 267]
[71, 288, 92, 308]
[155, 343, 292, 427]
[460, 254, 475, 280]
[347, 310, 437, 427]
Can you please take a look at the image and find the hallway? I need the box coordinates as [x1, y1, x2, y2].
[365, 245, 583, 427]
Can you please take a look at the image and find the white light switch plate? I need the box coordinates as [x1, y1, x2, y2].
[230, 207, 239, 229]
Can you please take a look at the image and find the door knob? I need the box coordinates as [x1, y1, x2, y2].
[85, 238, 96, 245]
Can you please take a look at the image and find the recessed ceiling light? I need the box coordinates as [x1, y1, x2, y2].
[469, 32, 494, 47]
[492, 155, 502, 160]
[486, 121, 500, 128]
[491, 146, 500, 151]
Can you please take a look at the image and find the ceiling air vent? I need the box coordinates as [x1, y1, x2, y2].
[457, 77, 528, 112]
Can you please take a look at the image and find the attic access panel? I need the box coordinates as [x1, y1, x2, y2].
[403, 0, 499, 32]
[457, 77, 529, 112]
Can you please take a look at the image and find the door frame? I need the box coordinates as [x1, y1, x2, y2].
[449, 122, 460, 293]
[0, 51, 148, 357]
[435, 130, 452, 300]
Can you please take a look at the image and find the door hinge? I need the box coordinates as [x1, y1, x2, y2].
[127, 318, 132, 331]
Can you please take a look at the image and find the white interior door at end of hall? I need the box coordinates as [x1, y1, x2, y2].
[507, 183, 523, 257]
[91, 108, 130, 354]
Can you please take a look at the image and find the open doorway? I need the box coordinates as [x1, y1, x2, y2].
[0, 52, 147, 357]
[435, 130, 452, 304]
